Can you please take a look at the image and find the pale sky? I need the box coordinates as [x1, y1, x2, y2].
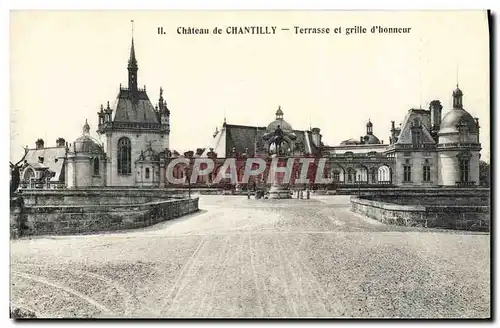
[10, 10, 490, 162]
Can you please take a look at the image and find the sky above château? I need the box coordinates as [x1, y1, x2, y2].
[10, 10, 490, 162]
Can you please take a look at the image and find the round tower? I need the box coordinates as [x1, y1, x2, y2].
[437, 86, 481, 186]
[66, 119, 106, 188]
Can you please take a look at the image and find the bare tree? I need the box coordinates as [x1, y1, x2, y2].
[10, 147, 29, 196]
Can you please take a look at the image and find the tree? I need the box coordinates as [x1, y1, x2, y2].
[10, 147, 29, 196]
[479, 160, 490, 187]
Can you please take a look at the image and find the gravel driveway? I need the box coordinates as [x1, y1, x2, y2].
[10, 195, 490, 318]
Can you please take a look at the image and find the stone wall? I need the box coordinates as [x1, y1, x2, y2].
[22, 197, 199, 236]
[351, 195, 489, 231]
[335, 186, 489, 197]
[11, 188, 199, 236]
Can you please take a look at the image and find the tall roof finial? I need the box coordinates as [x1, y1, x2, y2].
[83, 118, 90, 135]
[128, 20, 137, 69]
[418, 38, 424, 109]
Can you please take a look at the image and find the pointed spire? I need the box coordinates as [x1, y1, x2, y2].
[128, 38, 137, 69]
[127, 20, 138, 91]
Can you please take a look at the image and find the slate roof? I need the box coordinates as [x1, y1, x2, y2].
[113, 89, 159, 124]
[341, 138, 362, 145]
[439, 108, 478, 134]
[22, 147, 66, 181]
[202, 123, 321, 157]
[395, 109, 435, 145]
[225, 124, 268, 155]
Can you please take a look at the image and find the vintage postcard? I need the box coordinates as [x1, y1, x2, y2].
[9, 10, 490, 319]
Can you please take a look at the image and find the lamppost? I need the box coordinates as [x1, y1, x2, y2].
[357, 174, 361, 197]
[184, 164, 192, 199]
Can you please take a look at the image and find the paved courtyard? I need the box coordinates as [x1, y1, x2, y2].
[10, 195, 490, 318]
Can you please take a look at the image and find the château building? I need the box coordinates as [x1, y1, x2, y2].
[193, 84, 481, 188]
[16, 33, 482, 190]
[19, 36, 172, 189]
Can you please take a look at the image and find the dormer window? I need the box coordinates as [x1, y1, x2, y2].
[411, 128, 422, 145]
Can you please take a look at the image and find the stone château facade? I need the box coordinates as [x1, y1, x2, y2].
[16, 34, 482, 190]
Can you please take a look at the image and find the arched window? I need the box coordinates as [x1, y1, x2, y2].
[332, 171, 340, 182]
[117, 137, 131, 174]
[378, 165, 391, 183]
[93, 157, 100, 176]
[23, 167, 35, 181]
[145, 167, 150, 179]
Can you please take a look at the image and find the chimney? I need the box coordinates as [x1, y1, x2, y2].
[56, 138, 66, 147]
[35, 138, 44, 149]
[311, 128, 321, 147]
[429, 100, 443, 131]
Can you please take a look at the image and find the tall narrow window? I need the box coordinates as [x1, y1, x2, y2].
[403, 165, 412, 182]
[93, 157, 100, 176]
[459, 159, 469, 182]
[117, 137, 131, 174]
[145, 167, 150, 179]
[423, 165, 431, 182]
[333, 171, 340, 182]
[458, 120, 469, 143]
[370, 168, 377, 184]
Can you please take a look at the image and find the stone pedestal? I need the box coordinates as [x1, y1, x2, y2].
[10, 196, 25, 239]
[269, 181, 292, 199]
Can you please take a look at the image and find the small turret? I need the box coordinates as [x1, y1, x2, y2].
[366, 119, 373, 135]
[158, 87, 170, 133]
[275, 106, 284, 120]
[452, 85, 463, 109]
[82, 119, 90, 135]
[311, 127, 322, 147]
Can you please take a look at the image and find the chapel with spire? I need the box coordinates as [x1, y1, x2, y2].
[97, 22, 171, 187]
